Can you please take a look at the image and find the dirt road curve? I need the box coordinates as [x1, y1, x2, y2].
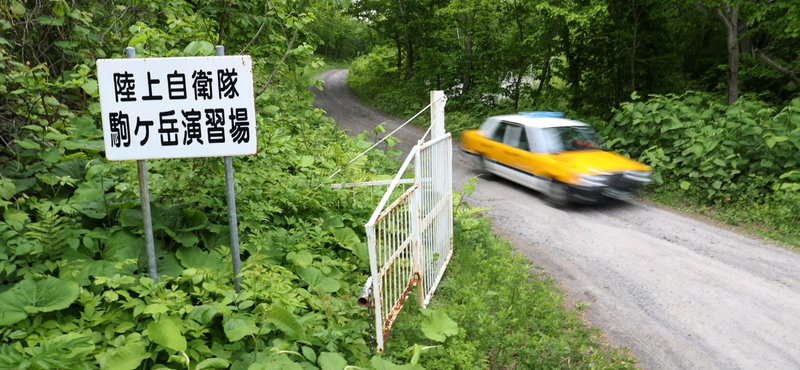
[310, 69, 800, 370]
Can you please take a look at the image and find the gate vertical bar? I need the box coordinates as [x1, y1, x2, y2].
[217, 45, 243, 293]
[430, 91, 445, 139]
[413, 141, 424, 305]
[126, 47, 158, 283]
[366, 223, 383, 352]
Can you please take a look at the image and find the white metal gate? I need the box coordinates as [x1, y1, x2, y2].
[363, 91, 453, 353]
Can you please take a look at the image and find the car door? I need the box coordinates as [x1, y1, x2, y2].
[498, 123, 549, 190]
[510, 126, 556, 191]
[477, 120, 507, 174]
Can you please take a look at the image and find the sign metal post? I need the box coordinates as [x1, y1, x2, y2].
[217, 45, 243, 293]
[126, 47, 159, 283]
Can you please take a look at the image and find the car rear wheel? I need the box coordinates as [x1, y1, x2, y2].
[545, 180, 570, 206]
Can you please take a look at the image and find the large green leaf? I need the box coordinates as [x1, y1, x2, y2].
[223, 316, 257, 342]
[184, 41, 215, 56]
[265, 306, 305, 340]
[318, 352, 348, 370]
[176, 247, 227, 271]
[331, 227, 360, 249]
[147, 316, 187, 351]
[370, 356, 424, 370]
[51, 158, 88, 181]
[0, 277, 79, 326]
[195, 358, 231, 369]
[297, 267, 340, 293]
[420, 310, 459, 342]
[103, 343, 149, 370]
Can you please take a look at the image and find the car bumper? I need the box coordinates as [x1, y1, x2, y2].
[566, 182, 645, 204]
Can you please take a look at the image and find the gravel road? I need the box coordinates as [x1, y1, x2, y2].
[310, 69, 800, 370]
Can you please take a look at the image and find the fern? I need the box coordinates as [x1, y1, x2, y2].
[24, 210, 71, 257]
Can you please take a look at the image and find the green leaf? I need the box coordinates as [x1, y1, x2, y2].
[189, 305, 220, 325]
[301, 346, 317, 363]
[287, 251, 313, 268]
[223, 317, 257, 341]
[143, 303, 169, 315]
[420, 310, 458, 342]
[766, 137, 777, 148]
[103, 343, 149, 370]
[331, 227, 360, 250]
[461, 182, 475, 196]
[176, 247, 227, 270]
[298, 266, 340, 293]
[38, 16, 65, 26]
[0, 180, 16, 200]
[182, 209, 209, 231]
[680, 181, 691, 190]
[148, 316, 187, 351]
[0, 277, 80, 327]
[195, 358, 231, 370]
[81, 79, 99, 96]
[71, 180, 105, 203]
[265, 306, 305, 339]
[184, 41, 215, 56]
[128, 33, 147, 46]
[17, 139, 41, 150]
[299, 155, 314, 167]
[318, 352, 348, 370]
[3, 208, 29, 223]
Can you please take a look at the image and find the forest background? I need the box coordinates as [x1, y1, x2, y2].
[0, 0, 799, 369]
[329, 0, 800, 245]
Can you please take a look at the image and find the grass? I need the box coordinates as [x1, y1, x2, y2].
[642, 187, 800, 251]
[381, 206, 639, 369]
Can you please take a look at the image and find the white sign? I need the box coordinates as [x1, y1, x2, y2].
[97, 56, 257, 161]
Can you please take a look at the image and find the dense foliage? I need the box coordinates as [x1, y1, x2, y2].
[598, 93, 800, 243]
[343, 0, 799, 115]
[0, 0, 403, 369]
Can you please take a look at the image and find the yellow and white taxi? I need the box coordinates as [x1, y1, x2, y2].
[460, 112, 651, 205]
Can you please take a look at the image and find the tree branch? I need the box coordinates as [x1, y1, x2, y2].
[240, 0, 272, 55]
[755, 49, 800, 88]
[255, 26, 299, 97]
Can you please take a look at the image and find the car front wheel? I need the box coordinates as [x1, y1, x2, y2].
[544, 180, 570, 206]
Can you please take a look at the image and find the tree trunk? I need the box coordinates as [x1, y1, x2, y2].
[395, 34, 402, 71]
[537, 26, 552, 96]
[397, 0, 413, 79]
[714, 2, 740, 106]
[513, 0, 525, 110]
[630, 0, 640, 93]
[404, 35, 413, 78]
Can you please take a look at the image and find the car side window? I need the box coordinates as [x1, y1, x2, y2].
[491, 123, 507, 142]
[527, 128, 546, 153]
[502, 123, 530, 151]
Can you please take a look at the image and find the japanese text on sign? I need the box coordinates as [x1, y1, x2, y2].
[97, 56, 256, 160]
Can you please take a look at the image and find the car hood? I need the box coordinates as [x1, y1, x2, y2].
[552, 150, 650, 173]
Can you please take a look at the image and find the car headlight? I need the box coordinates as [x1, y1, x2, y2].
[576, 174, 608, 187]
[622, 171, 651, 183]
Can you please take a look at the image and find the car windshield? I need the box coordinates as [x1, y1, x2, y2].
[542, 126, 606, 153]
